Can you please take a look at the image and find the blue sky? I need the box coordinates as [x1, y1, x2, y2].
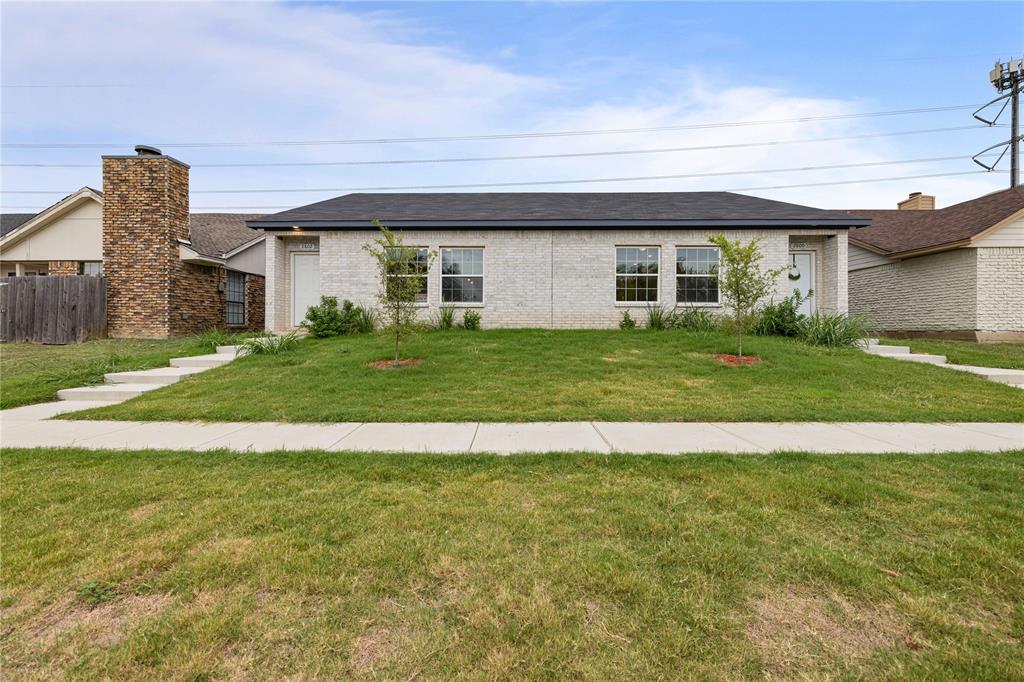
[2, 1, 1021, 213]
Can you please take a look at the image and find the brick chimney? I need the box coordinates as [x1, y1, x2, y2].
[897, 191, 935, 210]
[102, 145, 190, 338]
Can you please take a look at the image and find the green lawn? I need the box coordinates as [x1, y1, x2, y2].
[882, 337, 1024, 370]
[71, 329, 1024, 423]
[0, 338, 220, 410]
[2, 448, 1022, 679]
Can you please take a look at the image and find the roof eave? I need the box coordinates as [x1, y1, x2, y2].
[247, 218, 868, 230]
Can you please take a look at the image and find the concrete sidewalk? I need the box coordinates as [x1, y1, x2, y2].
[2, 401, 1021, 454]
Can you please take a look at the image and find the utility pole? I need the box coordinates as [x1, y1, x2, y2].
[973, 57, 1023, 188]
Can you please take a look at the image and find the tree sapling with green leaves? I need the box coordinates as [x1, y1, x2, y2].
[363, 220, 436, 367]
[707, 233, 785, 358]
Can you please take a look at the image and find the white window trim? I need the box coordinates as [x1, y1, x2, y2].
[388, 245, 430, 308]
[674, 245, 722, 307]
[614, 245, 660, 307]
[439, 246, 485, 307]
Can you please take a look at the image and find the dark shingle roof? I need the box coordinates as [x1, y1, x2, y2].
[188, 214, 264, 257]
[1, 213, 38, 238]
[839, 187, 1024, 255]
[248, 192, 868, 229]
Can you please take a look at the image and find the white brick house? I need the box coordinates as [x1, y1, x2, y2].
[842, 189, 1024, 342]
[248, 193, 864, 331]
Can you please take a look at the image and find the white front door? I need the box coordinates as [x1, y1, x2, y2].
[788, 252, 815, 316]
[291, 252, 320, 327]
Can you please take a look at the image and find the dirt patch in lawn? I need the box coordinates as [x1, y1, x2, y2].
[713, 354, 760, 366]
[23, 591, 172, 648]
[746, 586, 906, 676]
[349, 625, 408, 675]
[369, 358, 421, 370]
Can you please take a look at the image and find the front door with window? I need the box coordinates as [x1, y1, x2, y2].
[788, 252, 815, 316]
[291, 252, 320, 327]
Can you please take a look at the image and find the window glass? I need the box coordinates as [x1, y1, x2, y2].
[676, 247, 720, 304]
[387, 247, 429, 303]
[441, 248, 484, 303]
[79, 261, 103, 276]
[615, 247, 659, 302]
[226, 271, 246, 325]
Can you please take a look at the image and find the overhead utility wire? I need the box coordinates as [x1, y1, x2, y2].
[0, 154, 993, 195]
[0, 104, 983, 149]
[0, 125, 996, 168]
[1, 170, 1001, 212]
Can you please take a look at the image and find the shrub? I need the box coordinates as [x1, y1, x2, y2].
[796, 312, 869, 347]
[240, 331, 302, 355]
[619, 310, 637, 330]
[674, 306, 720, 333]
[433, 305, 456, 330]
[752, 290, 811, 337]
[195, 328, 245, 353]
[302, 297, 374, 337]
[645, 305, 669, 330]
[462, 310, 482, 330]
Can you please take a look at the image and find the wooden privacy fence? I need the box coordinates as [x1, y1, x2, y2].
[0, 276, 106, 344]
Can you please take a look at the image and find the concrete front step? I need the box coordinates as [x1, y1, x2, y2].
[947, 364, 1024, 386]
[216, 345, 241, 355]
[885, 353, 947, 365]
[169, 353, 236, 368]
[57, 383, 162, 402]
[864, 344, 911, 355]
[104, 366, 207, 385]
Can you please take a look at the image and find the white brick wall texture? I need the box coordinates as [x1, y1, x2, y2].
[265, 228, 847, 331]
[976, 247, 1024, 332]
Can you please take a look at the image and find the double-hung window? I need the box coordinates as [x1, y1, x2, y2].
[615, 246, 659, 303]
[441, 247, 483, 304]
[676, 247, 720, 305]
[226, 271, 246, 325]
[79, 261, 102, 276]
[387, 246, 429, 303]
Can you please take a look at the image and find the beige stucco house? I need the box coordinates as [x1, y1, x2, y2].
[248, 192, 866, 331]
[843, 189, 1024, 341]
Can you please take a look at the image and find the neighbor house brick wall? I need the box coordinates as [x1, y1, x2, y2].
[169, 263, 226, 335]
[47, 260, 79, 276]
[245, 274, 265, 329]
[102, 154, 189, 338]
[265, 228, 845, 332]
[975, 247, 1024, 333]
[848, 248, 978, 332]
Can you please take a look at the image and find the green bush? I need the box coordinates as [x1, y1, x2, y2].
[645, 305, 669, 330]
[619, 310, 637, 330]
[240, 331, 302, 355]
[797, 312, 869, 347]
[462, 310, 482, 330]
[673, 306, 720, 333]
[433, 306, 456, 330]
[302, 297, 374, 337]
[752, 290, 811, 337]
[194, 328, 247, 353]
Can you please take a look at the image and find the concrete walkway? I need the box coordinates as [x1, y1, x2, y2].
[2, 400, 1021, 454]
[861, 339, 1024, 389]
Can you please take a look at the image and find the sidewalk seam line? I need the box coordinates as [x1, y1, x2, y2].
[949, 423, 1023, 443]
[709, 423, 766, 453]
[468, 422, 481, 451]
[193, 423, 253, 449]
[328, 423, 365, 451]
[590, 422, 614, 453]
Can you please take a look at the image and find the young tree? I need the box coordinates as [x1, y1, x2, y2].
[707, 233, 785, 357]
[363, 220, 436, 367]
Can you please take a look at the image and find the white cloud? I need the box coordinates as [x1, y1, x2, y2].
[1, 2, 1006, 211]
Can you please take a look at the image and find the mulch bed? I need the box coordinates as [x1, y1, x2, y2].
[369, 358, 421, 370]
[713, 354, 761, 366]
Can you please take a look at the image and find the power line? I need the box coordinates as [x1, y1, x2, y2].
[0, 103, 983, 149]
[0, 155, 998, 196]
[1, 170, 1001, 212]
[0, 125, 997, 169]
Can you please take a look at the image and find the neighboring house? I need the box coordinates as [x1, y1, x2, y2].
[248, 193, 867, 331]
[842, 189, 1024, 341]
[0, 146, 267, 337]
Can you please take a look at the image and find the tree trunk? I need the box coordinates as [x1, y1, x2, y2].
[736, 311, 743, 357]
[393, 326, 400, 367]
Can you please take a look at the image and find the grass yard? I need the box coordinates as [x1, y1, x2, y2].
[2, 448, 1022, 679]
[0, 338, 221, 410]
[72, 329, 1024, 423]
[882, 337, 1024, 370]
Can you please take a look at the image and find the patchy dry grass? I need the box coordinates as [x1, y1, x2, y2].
[2, 448, 1022, 679]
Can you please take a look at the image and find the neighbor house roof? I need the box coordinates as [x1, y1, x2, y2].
[248, 192, 869, 229]
[188, 214, 264, 258]
[1, 213, 37, 238]
[839, 187, 1024, 257]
